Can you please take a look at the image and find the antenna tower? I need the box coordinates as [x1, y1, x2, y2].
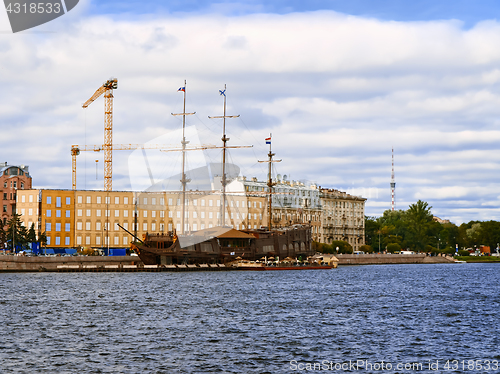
[391, 147, 396, 211]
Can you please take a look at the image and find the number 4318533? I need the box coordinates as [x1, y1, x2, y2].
[6, 3, 62, 14]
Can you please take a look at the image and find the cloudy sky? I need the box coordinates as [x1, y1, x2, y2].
[1, 0, 500, 224]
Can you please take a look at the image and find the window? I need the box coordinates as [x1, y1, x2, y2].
[3, 193, 6, 200]
[56, 210, 61, 218]
[46, 237, 51, 245]
[123, 222, 128, 230]
[96, 210, 101, 217]
[105, 196, 110, 204]
[21, 195, 25, 203]
[65, 237, 70, 245]
[168, 211, 173, 218]
[66, 210, 70, 218]
[115, 197, 119, 204]
[143, 197, 148, 205]
[66, 197, 71, 205]
[96, 236, 101, 245]
[193, 199, 197, 206]
[77, 196, 83, 204]
[123, 236, 128, 245]
[143, 223, 147, 231]
[201, 212, 205, 219]
[124, 210, 128, 218]
[86, 209, 91, 217]
[176, 211, 180, 218]
[55, 237, 61, 245]
[168, 198, 173, 205]
[152, 211, 156, 218]
[201, 199, 205, 206]
[56, 197, 61, 207]
[76, 236, 82, 245]
[96, 222, 101, 230]
[86, 222, 91, 230]
[114, 237, 119, 245]
[209, 212, 213, 219]
[159, 211, 164, 218]
[77, 210, 82, 217]
[124, 197, 129, 205]
[114, 223, 119, 231]
[115, 210, 119, 217]
[86, 236, 91, 245]
[160, 198, 164, 206]
[143, 211, 147, 218]
[97, 196, 101, 204]
[55, 223, 61, 231]
[77, 222, 83, 230]
[209, 200, 213, 207]
[13, 181, 17, 188]
[46, 222, 51, 232]
[152, 198, 156, 205]
[47, 196, 51, 204]
[86, 196, 91, 204]
[64, 223, 70, 232]
[28, 208, 33, 216]
[152, 223, 156, 231]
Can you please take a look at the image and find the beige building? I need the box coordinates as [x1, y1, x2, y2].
[319, 188, 366, 251]
[17, 186, 267, 249]
[242, 176, 322, 242]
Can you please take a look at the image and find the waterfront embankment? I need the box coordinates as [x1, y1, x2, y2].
[336, 253, 454, 265]
[0, 253, 455, 272]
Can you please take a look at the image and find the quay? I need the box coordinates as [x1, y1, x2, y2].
[0, 255, 233, 273]
[336, 253, 455, 265]
[0, 253, 456, 273]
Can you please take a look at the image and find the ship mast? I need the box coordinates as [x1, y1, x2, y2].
[208, 85, 240, 227]
[171, 80, 195, 234]
[258, 134, 281, 231]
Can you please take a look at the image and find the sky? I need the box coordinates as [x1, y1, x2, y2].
[1, 0, 500, 224]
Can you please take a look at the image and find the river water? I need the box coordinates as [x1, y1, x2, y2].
[0, 263, 499, 373]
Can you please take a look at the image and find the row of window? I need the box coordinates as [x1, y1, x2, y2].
[53, 195, 263, 209]
[2, 180, 25, 188]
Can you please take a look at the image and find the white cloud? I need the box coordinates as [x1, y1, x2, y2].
[2, 10, 500, 223]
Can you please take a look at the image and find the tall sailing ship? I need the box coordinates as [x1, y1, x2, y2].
[125, 82, 315, 266]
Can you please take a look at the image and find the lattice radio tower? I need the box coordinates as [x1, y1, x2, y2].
[391, 147, 396, 211]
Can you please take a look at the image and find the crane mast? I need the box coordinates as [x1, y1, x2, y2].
[82, 78, 117, 191]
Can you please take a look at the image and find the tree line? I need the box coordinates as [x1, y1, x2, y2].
[364, 200, 500, 254]
[0, 213, 46, 252]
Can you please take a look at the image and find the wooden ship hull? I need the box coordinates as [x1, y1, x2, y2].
[131, 225, 315, 266]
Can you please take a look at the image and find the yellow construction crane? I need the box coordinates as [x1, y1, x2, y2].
[71, 143, 175, 190]
[82, 78, 118, 191]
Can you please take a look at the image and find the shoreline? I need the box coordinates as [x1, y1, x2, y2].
[0, 253, 461, 272]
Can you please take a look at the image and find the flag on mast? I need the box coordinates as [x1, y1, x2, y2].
[265, 137, 271, 145]
[178, 87, 185, 92]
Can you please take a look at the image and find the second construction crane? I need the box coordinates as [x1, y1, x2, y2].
[82, 78, 118, 191]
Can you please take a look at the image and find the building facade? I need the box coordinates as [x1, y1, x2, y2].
[1, 163, 32, 227]
[242, 176, 322, 242]
[319, 188, 366, 251]
[17, 186, 267, 249]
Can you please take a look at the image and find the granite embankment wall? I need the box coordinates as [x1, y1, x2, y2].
[0, 255, 140, 272]
[336, 254, 454, 265]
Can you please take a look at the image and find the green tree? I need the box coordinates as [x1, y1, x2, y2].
[405, 200, 433, 252]
[364, 216, 380, 247]
[330, 240, 353, 254]
[27, 223, 37, 243]
[6, 214, 29, 251]
[0, 224, 6, 251]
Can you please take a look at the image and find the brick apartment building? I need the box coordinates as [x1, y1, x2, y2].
[1, 162, 32, 227]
